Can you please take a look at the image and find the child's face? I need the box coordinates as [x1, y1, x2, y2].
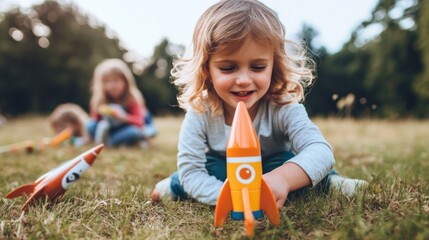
[208, 38, 273, 121]
[102, 71, 127, 101]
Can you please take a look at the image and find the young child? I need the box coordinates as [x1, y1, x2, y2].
[49, 103, 90, 147]
[86, 58, 156, 147]
[151, 0, 367, 207]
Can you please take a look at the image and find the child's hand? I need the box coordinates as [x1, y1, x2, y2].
[112, 112, 128, 123]
[263, 169, 290, 208]
[98, 105, 117, 117]
[99, 104, 128, 123]
[263, 162, 311, 209]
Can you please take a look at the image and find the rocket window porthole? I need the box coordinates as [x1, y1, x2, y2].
[236, 164, 255, 184]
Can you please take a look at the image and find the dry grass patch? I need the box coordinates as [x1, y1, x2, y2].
[1, 116, 428, 239]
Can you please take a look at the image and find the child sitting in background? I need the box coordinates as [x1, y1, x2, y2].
[151, 0, 367, 206]
[49, 103, 90, 147]
[86, 58, 156, 147]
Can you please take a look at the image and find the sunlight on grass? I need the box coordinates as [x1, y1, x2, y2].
[1, 116, 428, 239]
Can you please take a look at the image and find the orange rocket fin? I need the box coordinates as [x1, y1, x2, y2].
[242, 187, 255, 237]
[5, 183, 37, 199]
[214, 179, 233, 227]
[260, 178, 280, 225]
[21, 186, 47, 210]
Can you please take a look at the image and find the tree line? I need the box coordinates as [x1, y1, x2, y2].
[0, 0, 428, 118]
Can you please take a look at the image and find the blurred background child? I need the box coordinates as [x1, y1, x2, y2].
[86, 58, 156, 147]
[49, 103, 90, 147]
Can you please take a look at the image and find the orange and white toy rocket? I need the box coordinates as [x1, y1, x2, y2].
[0, 140, 35, 154]
[48, 127, 73, 147]
[0, 128, 72, 155]
[214, 102, 280, 236]
[5, 144, 103, 210]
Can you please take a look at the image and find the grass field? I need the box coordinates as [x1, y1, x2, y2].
[1, 116, 428, 239]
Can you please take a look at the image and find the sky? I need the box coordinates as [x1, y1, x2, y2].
[0, 0, 379, 59]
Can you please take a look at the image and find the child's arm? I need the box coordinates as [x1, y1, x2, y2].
[110, 101, 143, 127]
[90, 107, 101, 121]
[177, 111, 224, 205]
[123, 101, 144, 126]
[267, 104, 334, 207]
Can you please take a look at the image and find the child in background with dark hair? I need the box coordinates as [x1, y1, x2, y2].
[151, 0, 367, 207]
[49, 103, 90, 147]
[86, 58, 156, 147]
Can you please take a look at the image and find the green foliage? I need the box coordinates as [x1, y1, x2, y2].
[0, 1, 126, 115]
[413, 0, 429, 116]
[137, 39, 184, 115]
[364, 25, 421, 117]
[1, 0, 429, 118]
[306, 0, 429, 118]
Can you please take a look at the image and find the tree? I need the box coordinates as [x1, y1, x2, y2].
[413, 0, 429, 117]
[357, 0, 422, 117]
[297, 24, 333, 116]
[312, 0, 426, 118]
[0, 1, 126, 115]
[137, 39, 184, 115]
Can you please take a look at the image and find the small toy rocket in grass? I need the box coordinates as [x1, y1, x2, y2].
[0, 128, 72, 154]
[214, 102, 279, 237]
[0, 140, 35, 154]
[48, 127, 73, 147]
[5, 144, 103, 210]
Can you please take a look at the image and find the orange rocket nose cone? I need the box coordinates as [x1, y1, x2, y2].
[83, 144, 104, 165]
[93, 144, 104, 155]
[227, 102, 260, 157]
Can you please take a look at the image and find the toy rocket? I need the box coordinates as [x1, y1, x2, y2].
[0, 128, 72, 154]
[98, 104, 127, 127]
[0, 140, 35, 154]
[98, 104, 127, 118]
[98, 104, 119, 117]
[5, 144, 103, 210]
[48, 127, 73, 147]
[214, 102, 279, 237]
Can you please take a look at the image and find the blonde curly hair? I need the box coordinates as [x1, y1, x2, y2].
[171, 0, 315, 115]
